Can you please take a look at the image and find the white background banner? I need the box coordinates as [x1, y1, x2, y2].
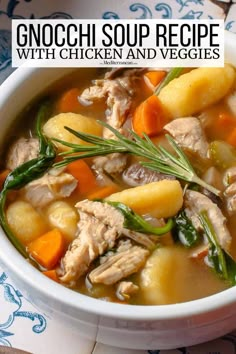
[12, 19, 224, 67]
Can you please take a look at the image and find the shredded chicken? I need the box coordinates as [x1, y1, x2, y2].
[164, 117, 209, 159]
[80, 74, 136, 139]
[59, 200, 157, 285]
[222, 167, 236, 215]
[81, 69, 142, 174]
[89, 242, 149, 285]
[93, 153, 127, 174]
[59, 201, 125, 285]
[116, 281, 139, 300]
[24, 169, 77, 208]
[184, 190, 231, 253]
[6, 137, 39, 170]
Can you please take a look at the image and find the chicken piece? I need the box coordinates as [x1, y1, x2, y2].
[93, 153, 127, 174]
[89, 244, 149, 285]
[184, 190, 231, 253]
[6, 137, 39, 170]
[122, 163, 175, 187]
[225, 182, 236, 197]
[116, 281, 139, 300]
[222, 167, 236, 214]
[225, 194, 236, 215]
[80, 75, 134, 138]
[81, 70, 142, 173]
[224, 181, 236, 215]
[24, 170, 77, 208]
[59, 201, 125, 285]
[164, 117, 209, 159]
[76, 199, 124, 228]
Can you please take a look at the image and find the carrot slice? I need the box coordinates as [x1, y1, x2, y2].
[66, 159, 97, 195]
[28, 229, 65, 269]
[132, 95, 168, 137]
[0, 169, 10, 191]
[144, 71, 166, 88]
[57, 88, 81, 113]
[227, 127, 236, 147]
[43, 269, 59, 282]
[217, 112, 236, 130]
[87, 185, 120, 200]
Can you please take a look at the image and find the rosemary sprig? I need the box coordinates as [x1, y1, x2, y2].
[53, 122, 220, 196]
[54, 123, 219, 196]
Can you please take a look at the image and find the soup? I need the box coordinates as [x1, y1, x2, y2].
[1, 65, 236, 305]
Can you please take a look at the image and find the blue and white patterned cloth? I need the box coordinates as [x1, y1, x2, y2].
[0, 1, 236, 353]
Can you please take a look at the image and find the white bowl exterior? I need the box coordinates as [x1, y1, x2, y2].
[0, 32, 236, 349]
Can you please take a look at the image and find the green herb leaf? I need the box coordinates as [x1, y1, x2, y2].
[105, 201, 174, 235]
[174, 210, 200, 248]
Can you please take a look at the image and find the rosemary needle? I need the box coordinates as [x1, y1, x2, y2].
[53, 121, 220, 197]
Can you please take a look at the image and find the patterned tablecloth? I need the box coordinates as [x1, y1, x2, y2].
[0, 1, 236, 353]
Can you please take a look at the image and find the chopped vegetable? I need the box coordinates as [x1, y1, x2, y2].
[209, 140, 236, 169]
[106, 180, 183, 219]
[132, 95, 168, 137]
[211, 112, 236, 142]
[174, 210, 200, 248]
[217, 112, 236, 131]
[227, 127, 236, 147]
[43, 269, 59, 282]
[87, 185, 119, 200]
[106, 201, 174, 235]
[54, 123, 221, 196]
[57, 88, 80, 113]
[131, 68, 183, 137]
[28, 228, 65, 269]
[144, 71, 166, 88]
[66, 159, 97, 195]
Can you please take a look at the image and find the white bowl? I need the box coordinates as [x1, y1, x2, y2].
[0, 31, 236, 351]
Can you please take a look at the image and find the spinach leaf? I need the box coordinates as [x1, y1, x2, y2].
[105, 201, 174, 235]
[199, 210, 236, 285]
[174, 210, 200, 248]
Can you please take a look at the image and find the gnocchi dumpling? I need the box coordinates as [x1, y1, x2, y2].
[43, 112, 103, 151]
[6, 200, 48, 245]
[46, 201, 79, 242]
[159, 65, 236, 118]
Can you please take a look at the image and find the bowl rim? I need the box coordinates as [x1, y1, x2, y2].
[1, 30, 236, 322]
